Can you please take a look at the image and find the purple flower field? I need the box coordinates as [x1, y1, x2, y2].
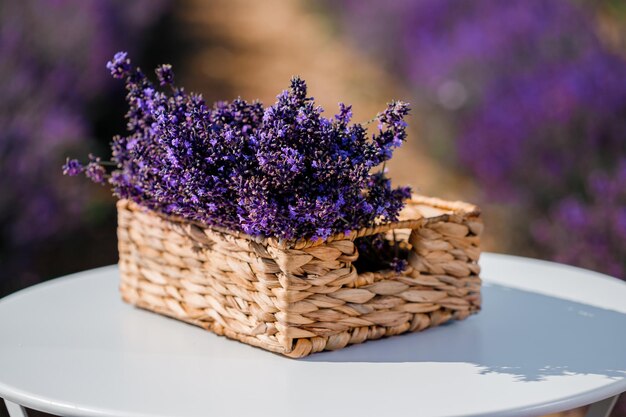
[0, 0, 169, 293]
[337, 0, 626, 279]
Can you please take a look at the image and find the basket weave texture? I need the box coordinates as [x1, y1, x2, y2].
[118, 195, 482, 358]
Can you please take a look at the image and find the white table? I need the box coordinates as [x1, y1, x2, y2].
[0, 253, 625, 417]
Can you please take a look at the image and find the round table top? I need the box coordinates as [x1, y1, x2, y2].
[0, 253, 625, 417]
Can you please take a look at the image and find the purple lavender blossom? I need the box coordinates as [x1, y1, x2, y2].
[62, 159, 84, 176]
[70, 53, 412, 241]
[106, 52, 132, 79]
[155, 64, 174, 86]
[85, 163, 107, 185]
[390, 257, 408, 273]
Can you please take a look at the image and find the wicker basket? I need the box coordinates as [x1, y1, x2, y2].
[117, 195, 482, 358]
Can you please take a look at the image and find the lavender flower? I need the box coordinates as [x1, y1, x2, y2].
[390, 257, 408, 273]
[62, 159, 84, 176]
[106, 52, 132, 79]
[85, 159, 107, 185]
[155, 64, 174, 86]
[68, 53, 412, 242]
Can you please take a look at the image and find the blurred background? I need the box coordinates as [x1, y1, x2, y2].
[1, 1, 625, 416]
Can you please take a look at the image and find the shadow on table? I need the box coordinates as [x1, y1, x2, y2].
[304, 284, 626, 383]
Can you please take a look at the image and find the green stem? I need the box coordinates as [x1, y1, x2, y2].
[98, 161, 118, 167]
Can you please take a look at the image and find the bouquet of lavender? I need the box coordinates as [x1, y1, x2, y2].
[64, 52, 411, 242]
